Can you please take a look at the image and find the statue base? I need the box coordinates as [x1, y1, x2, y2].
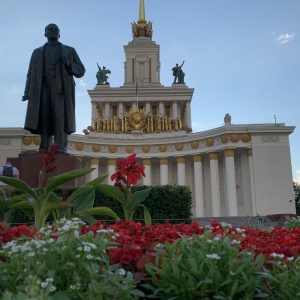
[8, 153, 83, 188]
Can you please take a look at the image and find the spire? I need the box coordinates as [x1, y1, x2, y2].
[139, 0, 146, 21]
[131, 0, 153, 39]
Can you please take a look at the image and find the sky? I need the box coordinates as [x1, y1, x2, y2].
[0, 0, 299, 182]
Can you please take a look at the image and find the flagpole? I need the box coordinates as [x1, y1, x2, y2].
[136, 78, 139, 110]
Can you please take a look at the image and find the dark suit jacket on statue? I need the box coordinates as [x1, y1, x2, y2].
[23, 42, 85, 135]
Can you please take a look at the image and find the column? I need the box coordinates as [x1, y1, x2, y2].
[177, 156, 186, 186]
[90, 157, 100, 181]
[209, 152, 221, 217]
[92, 102, 97, 126]
[224, 149, 238, 216]
[104, 102, 110, 118]
[145, 101, 151, 113]
[172, 101, 178, 119]
[159, 157, 168, 185]
[159, 101, 164, 115]
[247, 148, 257, 215]
[185, 100, 192, 129]
[107, 158, 117, 185]
[142, 158, 151, 185]
[118, 102, 124, 118]
[193, 154, 205, 217]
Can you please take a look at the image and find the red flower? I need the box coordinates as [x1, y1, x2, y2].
[111, 153, 145, 188]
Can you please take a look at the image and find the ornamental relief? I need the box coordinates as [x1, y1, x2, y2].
[261, 136, 279, 143]
[0, 139, 12, 146]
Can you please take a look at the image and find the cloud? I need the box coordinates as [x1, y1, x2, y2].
[79, 79, 87, 87]
[294, 170, 300, 184]
[274, 32, 297, 45]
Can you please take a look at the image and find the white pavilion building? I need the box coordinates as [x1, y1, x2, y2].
[0, 0, 296, 218]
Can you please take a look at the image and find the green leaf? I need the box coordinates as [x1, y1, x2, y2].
[0, 176, 38, 200]
[44, 168, 94, 195]
[143, 205, 152, 225]
[45, 202, 73, 215]
[130, 188, 151, 209]
[94, 183, 127, 204]
[9, 201, 33, 210]
[74, 207, 120, 220]
[73, 189, 95, 213]
[83, 174, 109, 186]
[77, 214, 97, 224]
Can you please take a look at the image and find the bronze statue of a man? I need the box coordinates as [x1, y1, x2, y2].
[22, 24, 85, 153]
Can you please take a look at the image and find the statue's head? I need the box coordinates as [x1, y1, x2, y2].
[44, 23, 60, 41]
[103, 66, 106, 70]
[176, 64, 178, 67]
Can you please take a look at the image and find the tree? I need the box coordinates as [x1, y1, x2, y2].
[294, 182, 300, 215]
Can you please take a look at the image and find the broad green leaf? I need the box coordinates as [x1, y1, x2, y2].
[74, 207, 120, 220]
[143, 205, 152, 225]
[76, 214, 97, 224]
[0, 176, 38, 200]
[45, 202, 74, 215]
[130, 188, 151, 210]
[94, 183, 127, 204]
[47, 192, 60, 203]
[68, 185, 94, 203]
[83, 174, 109, 187]
[9, 201, 33, 210]
[44, 168, 94, 195]
[73, 189, 95, 213]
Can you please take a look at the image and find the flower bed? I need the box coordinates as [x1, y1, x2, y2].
[1, 219, 300, 299]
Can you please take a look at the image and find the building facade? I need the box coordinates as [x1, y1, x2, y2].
[0, 0, 296, 218]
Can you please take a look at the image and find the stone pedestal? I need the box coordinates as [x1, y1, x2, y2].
[8, 154, 83, 188]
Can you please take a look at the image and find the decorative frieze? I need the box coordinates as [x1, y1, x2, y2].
[261, 136, 279, 143]
[109, 145, 117, 153]
[230, 134, 240, 143]
[221, 134, 229, 144]
[33, 136, 40, 145]
[241, 133, 251, 143]
[92, 144, 101, 152]
[159, 144, 167, 152]
[142, 145, 150, 153]
[22, 137, 32, 145]
[191, 140, 199, 149]
[175, 143, 183, 151]
[75, 142, 84, 151]
[206, 138, 214, 147]
[126, 145, 134, 153]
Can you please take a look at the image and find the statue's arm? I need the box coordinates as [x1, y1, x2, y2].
[66, 47, 85, 78]
[180, 60, 185, 67]
[22, 51, 34, 101]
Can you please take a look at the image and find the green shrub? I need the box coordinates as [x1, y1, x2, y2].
[0, 218, 143, 300]
[283, 216, 300, 229]
[8, 185, 192, 225]
[144, 232, 268, 299]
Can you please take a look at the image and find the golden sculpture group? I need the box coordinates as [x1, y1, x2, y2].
[90, 108, 183, 134]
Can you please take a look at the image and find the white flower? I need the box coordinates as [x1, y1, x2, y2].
[49, 285, 56, 292]
[231, 239, 241, 245]
[206, 253, 221, 260]
[271, 253, 284, 259]
[41, 282, 48, 288]
[86, 254, 93, 260]
[287, 257, 294, 261]
[28, 252, 35, 257]
[118, 268, 126, 276]
[46, 278, 54, 283]
[77, 247, 83, 251]
[236, 228, 246, 233]
[70, 285, 76, 290]
[84, 245, 91, 252]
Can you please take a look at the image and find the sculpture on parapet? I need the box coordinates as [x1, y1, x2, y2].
[22, 23, 85, 153]
[96, 63, 111, 85]
[172, 61, 185, 84]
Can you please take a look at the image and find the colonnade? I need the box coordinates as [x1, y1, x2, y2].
[92, 100, 191, 129]
[86, 148, 255, 218]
